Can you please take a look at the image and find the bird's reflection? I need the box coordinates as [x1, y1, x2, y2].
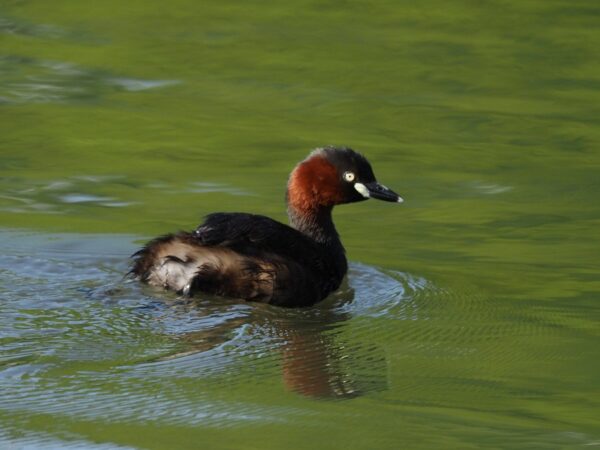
[277, 313, 358, 398]
[161, 280, 387, 399]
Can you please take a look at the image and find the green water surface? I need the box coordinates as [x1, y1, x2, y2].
[1, 1, 599, 449]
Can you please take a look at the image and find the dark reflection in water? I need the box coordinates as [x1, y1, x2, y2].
[156, 281, 386, 399]
[278, 305, 362, 399]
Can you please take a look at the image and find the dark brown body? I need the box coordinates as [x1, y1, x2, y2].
[131, 213, 347, 307]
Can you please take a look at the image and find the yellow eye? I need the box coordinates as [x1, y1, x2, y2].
[343, 171, 355, 182]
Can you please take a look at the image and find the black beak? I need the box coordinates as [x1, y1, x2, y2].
[364, 182, 403, 203]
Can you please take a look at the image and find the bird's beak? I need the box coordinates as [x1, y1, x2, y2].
[354, 182, 403, 203]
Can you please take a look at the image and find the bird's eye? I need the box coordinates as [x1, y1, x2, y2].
[343, 171, 355, 182]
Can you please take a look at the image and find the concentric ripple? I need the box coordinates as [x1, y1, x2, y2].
[1, 229, 596, 449]
[0, 229, 431, 427]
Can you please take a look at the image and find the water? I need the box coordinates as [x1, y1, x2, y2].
[1, 1, 599, 449]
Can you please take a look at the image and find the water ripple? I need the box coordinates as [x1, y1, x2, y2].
[0, 56, 180, 105]
[0, 176, 251, 216]
[0, 229, 584, 435]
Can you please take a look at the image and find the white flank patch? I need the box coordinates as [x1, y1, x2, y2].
[354, 183, 370, 198]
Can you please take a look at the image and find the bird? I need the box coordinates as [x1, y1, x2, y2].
[130, 146, 402, 307]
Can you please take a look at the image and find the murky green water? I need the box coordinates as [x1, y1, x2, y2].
[1, 1, 599, 449]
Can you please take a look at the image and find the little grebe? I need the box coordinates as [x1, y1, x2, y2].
[131, 147, 402, 307]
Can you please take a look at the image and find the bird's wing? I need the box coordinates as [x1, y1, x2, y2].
[193, 212, 320, 260]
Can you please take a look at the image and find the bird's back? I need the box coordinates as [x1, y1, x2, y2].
[131, 213, 346, 306]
